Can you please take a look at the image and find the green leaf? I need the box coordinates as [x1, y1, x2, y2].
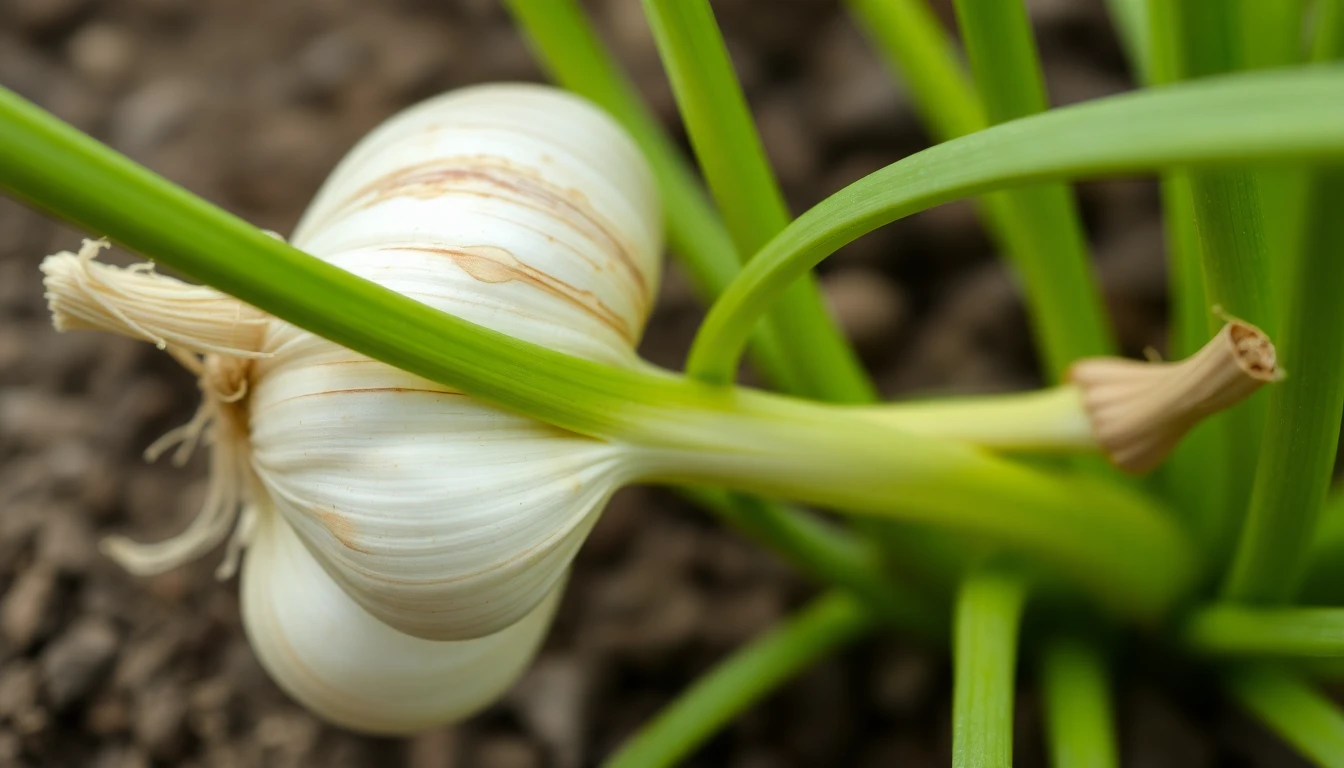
[950, 0, 1112, 378]
[1187, 605, 1344, 657]
[1223, 6, 1344, 602]
[1155, 0, 1276, 538]
[603, 592, 871, 768]
[952, 568, 1028, 768]
[1104, 0, 1152, 81]
[640, 0, 873, 402]
[687, 66, 1344, 386]
[1140, 1, 1234, 554]
[1041, 636, 1119, 768]
[1224, 664, 1344, 766]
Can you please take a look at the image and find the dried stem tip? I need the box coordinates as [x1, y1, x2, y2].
[40, 239, 269, 359]
[1069, 320, 1282, 474]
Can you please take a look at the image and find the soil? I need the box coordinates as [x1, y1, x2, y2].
[0, 0, 1315, 766]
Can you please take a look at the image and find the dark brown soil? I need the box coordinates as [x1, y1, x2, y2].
[0, 0, 1315, 765]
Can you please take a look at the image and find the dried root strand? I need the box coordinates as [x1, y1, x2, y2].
[1069, 320, 1282, 474]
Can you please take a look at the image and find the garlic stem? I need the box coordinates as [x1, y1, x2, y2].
[860, 386, 1096, 454]
[854, 321, 1279, 474]
[625, 393, 1194, 620]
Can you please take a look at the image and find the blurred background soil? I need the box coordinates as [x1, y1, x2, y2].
[0, 0, 1315, 765]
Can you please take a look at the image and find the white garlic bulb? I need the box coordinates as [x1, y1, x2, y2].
[250, 84, 661, 640]
[41, 82, 662, 730]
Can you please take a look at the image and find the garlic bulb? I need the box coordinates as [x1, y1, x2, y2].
[250, 83, 660, 639]
[41, 81, 661, 730]
[242, 504, 561, 734]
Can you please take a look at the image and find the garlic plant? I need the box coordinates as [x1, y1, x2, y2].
[43, 83, 660, 730]
[37, 82, 1274, 734]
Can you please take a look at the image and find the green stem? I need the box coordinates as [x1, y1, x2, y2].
[603, 592, 871, 768]
[845, 0, 984, 140]
[1141, 4, 1231, 556]
[640, 0, 872, 401]
[952, 568, 1028, 768]
[1154, 0, 1276, 534]
[1223, 172, 1344, 602]
[1224, 664, 1344, 766]
[686, 66, 1344, 387]
[1238, 0, 1308, 70]
[1187, 605, 1344, 657]
[630, 389, 1193, 620]
[1104, 0, 1152, 81]
[500, 0, 798, 391]
[1041, 636, 1119, 768]
[1222, 0, 1344, 606]
[949, 0, 1112, 378]
[862, 386, 1095, 453]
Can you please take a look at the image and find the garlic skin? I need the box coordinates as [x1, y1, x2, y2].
[246, 83, 661, 640]
[242, 504, 562, 734]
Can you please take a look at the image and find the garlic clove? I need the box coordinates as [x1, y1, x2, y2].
[241, 504, 562, 735]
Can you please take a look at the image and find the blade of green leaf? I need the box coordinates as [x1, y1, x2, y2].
[1041, 636, 1119, 768]
[949, 0, 1112, 378]
[953, 568, 1028, 768]
[1222, 5, 1344, 603]
[1224, 664, 1344, 766]
[1239, 0, 1308, 70]
[1104, 0, 1152, 81]
[1138, 2, 1233, 554]
[500, 0, 800, 393]
[603, 592, 871, 768]
[1224, 181, 1344, 603]
[686, 66, 1344, 385]
[1187, 605, 1344, 657]
[1155, 0, 1276, 536]
[640, 0, 873, 402]
[852, 0, 1124, 382]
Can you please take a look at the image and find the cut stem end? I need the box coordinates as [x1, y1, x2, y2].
[1069, 320, 1280, 474]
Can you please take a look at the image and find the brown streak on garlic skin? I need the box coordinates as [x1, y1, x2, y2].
[332, 157, 650, 311]
[315, 509, 367, 555]
[1068, 320, 1280, 474]
[388, 245, 635, 344]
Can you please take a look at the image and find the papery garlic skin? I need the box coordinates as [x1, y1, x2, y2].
[242, 505, 562, 734]
[247, 83, 662, 640]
